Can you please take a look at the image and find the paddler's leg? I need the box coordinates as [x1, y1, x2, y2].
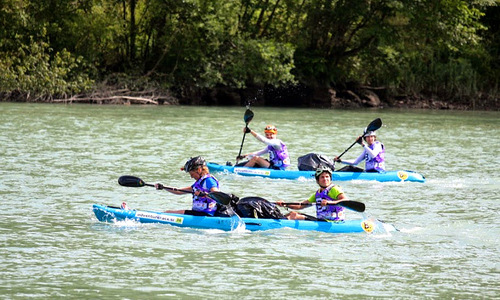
[284, 211, 307, 220]
[244, 156, 271, 168]
[164, 209, 186, 214]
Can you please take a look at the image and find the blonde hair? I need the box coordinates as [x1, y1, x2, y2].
[199, 165, 210, 176]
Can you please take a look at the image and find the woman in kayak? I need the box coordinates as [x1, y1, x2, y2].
[334, 131, 385, 172]
[275, 167, 347, 221]
[236, 124, 290, 170]
[154, 156, 232, 217]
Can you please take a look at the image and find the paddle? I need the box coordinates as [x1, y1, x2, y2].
[336, 118, 383, 160]
[278, 201, 365, 213]
[118, 175, 192, 194]
[236, 108, 254, 162]
[207, 192, 320, 221]
[207, 191, 365, 213]
[207, 191, 234, 205]
[118, 175, 236, 207]
[118, 176, 241, 222]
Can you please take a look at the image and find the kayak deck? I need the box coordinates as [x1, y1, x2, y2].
[207, 162, 425, 182]
[93, 204, 376, 234]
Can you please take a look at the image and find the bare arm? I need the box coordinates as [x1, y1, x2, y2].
[275, 200, 311, 210]
[159, 185, 193, 195]
[339, 151, 365, 165]
[320, 193, 347, 206]
[244, 148, 268, 158]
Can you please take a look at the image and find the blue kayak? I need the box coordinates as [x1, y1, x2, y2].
[207, 162, 425, 182]
[92, 204, 377, 234]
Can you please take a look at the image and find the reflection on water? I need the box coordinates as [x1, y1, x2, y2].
[1, 103, 499, 298]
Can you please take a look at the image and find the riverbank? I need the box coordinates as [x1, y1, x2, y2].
[2, 84, 498, 110]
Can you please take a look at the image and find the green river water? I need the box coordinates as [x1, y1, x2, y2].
[1, 102, 499, 299]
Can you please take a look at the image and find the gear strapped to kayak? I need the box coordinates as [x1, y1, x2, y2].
[297, 153, 336, 171]
[233, 196, 286, 219]
[207, 192, 285, 219]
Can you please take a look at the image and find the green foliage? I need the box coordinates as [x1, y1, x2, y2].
[136, 0, 295, 88]
[351, 0, 497, 102]
[0, 37, 94, 100]
[0, 0, 498, 105]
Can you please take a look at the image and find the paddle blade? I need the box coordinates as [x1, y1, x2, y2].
[339, 200, 365, 213]
[208, 191, 233, 205]
[364, 118, 382, 134]
[244, 109, 254, 124]
[118, 175, 146, 187]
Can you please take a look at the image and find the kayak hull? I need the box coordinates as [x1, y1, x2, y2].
[207, 162, 425, 182]
[93, 204, 375, 234]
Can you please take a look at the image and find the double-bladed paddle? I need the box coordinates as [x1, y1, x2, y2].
[236, 108, 254, 163]
[279, 200, 365, 213]
[118, 175, 232, 206]
[336, 118, 382, 160]
[207, 191, 365, 213]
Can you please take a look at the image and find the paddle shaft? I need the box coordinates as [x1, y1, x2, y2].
[336, 140, 360, 160]
[143, 182, 193, 194]
[336, 118, 382, 160]
[135, 181, 192, 194]
[206, 190, 365, 213]
[237, 127, 249, 159]
[277, 200, 365, 213]
[160, 185, 192, 194]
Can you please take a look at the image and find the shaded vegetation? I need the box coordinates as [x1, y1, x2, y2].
[0, 0, 498, 109]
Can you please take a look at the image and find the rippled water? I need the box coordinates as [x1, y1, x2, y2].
[1, 103, 499, 299]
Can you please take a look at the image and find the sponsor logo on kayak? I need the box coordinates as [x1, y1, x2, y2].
[397, 171, 409, 181]
[234, 167, 271, 176]
[361, 220, 375, 233]
[136, 212, 184, 224]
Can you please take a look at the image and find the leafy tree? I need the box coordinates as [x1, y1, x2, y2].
[0, 0, 498, 105]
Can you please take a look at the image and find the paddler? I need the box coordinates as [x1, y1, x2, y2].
[334, 131, 386, 172]
[154, 156, 233, 217]
[236, 124, 290, 170]
[276, 166, 347, 221]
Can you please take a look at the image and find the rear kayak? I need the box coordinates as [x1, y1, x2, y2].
[207, 162, 425, 182]
[93, 204, 377, 234]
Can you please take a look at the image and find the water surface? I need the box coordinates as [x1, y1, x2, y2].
[1, 103, 498, 299]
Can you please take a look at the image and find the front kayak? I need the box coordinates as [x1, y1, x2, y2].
[93, 204, 377, 234]
[207, 162, 426, 182]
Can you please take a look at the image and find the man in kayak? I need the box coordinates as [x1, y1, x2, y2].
[154, 156, 233, 217]
[236, 124, 290, 170]
[334, 131, 386, 172]
[275, 167, 347, 221]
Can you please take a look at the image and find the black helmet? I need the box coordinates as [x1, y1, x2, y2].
[182, 156, 206, 172]
[315, 166, 332, 180]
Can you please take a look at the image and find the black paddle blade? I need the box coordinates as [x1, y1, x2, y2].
[207, 191, 233, 205]
[365, 118, 382, 134]
[118, 175, 146, 187]
[339, 200, 366, 213]
[244, 109, 254, 124]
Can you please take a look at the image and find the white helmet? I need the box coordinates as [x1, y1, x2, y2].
[364, 131, 376, 137]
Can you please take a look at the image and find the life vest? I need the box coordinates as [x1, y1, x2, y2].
[365, 141, 385, 172]
[314, 184, 345, 221]
[267, 140, 290, 169]
[191, 174, 219, 215]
